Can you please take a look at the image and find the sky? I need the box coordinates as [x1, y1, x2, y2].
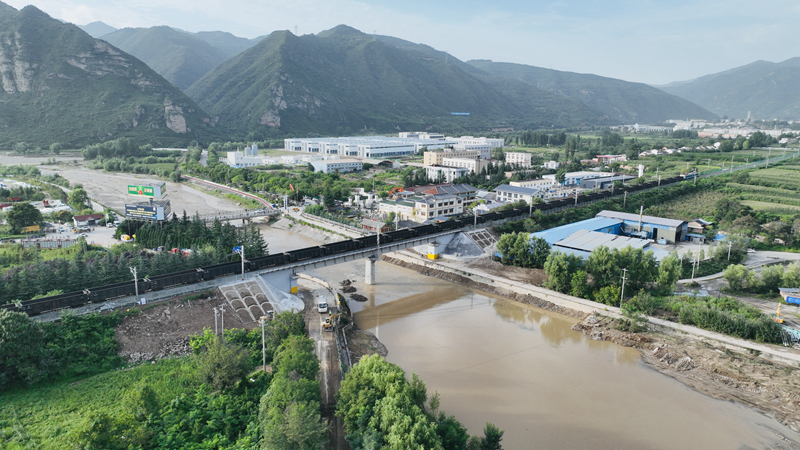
[6, 0, 800, 85]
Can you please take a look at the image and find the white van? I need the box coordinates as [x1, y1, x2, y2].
[317, 298, 328, 313]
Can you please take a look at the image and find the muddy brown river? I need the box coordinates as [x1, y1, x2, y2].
[306, 259, 800, 450]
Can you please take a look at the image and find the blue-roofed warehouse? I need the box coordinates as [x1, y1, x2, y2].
[497, 215, 670, 261]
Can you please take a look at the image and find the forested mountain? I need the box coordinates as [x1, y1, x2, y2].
[102, 27, 262, 90]
[466, 59, 718, 123]
[77, 20, 116, 37]
[658, 58, 800, 120]
[186, 25, 604, 138]
[0, 2, 218, 148]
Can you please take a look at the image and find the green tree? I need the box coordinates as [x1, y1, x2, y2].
[0, 310, 50, 389]
[49, 142, 63, 154]
[657, 253, 682, 293]
[6, 202, 43, 233]
[723, 264, 755, 293]
[543, 251, 581, 293]
[570, 270, 591, 299]
[68, 187, 90, 210]
[262, 401, 327, 450]
[594, 285, 621, 306]
[194, 336, 251, 391]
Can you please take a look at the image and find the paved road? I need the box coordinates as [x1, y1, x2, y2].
[286, 208, 363, 239]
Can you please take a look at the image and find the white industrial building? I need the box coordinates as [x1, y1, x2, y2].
[494, 184, 546, 203]
[225, 144, 261, 168]
[543, 171, 611, 186]
[284, 136, 457, 158]
[425, 166, 470, 183]
[310, 159, 363, 173]
[505, 152, 532, 168]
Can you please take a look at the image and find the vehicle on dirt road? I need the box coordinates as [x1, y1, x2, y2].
[318, 297, 328, 313]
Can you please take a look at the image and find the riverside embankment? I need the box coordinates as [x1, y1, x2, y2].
[381, 250, 800, 435]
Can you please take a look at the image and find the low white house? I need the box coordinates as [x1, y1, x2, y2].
[310, 159, 363, 173]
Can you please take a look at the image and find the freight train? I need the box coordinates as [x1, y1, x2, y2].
[1, 176, 686, 317]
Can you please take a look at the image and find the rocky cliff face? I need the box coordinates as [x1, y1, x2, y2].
[0, 2, 217, 147]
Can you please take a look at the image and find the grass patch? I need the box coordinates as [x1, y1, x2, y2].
[643, 190, 727, 221]
[740, 201, 800, 214]
[0, 358, 198, 449]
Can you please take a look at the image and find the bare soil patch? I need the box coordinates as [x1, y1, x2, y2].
[346, 325, 388, 363]
[466, 255, 547, 285]
[115, 290, 251, 363]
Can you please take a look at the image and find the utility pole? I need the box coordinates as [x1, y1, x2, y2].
[260, 316, 267, 372]
[727, 240, 733, 261]
[623, 191, 627, 207]
[129, 267, 139, 299]
[213, 307, 219, 335]
[574, 190, 578, 206]
[767, 148, 771, 168]
[220, 304, 226, 340]
[620, 268, 628, 307]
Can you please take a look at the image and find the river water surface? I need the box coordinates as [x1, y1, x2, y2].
[305, 259, 800, 450]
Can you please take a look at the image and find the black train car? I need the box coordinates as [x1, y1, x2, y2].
[87, 281, 138, 303]
[411, 224, 437, 237]
[202, 261, 244, 280]
[437, 220, 461, 231]
[21, 290, 89, 316]
[147, 269, 203, 291]
[284, 246, 324, 262]
[355, 235, 378, 248]
[249, 253, 290, 270]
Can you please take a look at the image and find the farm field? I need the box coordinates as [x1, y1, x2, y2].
[740, 201, 800, 214]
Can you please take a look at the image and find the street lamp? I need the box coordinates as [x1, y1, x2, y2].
[233, 246, 245, 280]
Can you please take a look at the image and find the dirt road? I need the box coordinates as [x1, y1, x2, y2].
[39, 167, 241, 216]
[298, 283, 348, 450]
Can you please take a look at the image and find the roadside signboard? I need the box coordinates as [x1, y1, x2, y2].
[127, 183, 166, 198]
[23, 225, 40, 232]
[125, 202, 171, 221]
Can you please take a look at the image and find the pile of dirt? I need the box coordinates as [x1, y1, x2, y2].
[115, 292, 248, 363]
[342, 285, 357, 293]
[350, 294, 368, 302]
[573, 314, 800, 433]
[346, 325, 388, 362]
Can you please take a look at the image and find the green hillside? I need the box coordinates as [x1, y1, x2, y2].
[102, 26, 232, 90]
[466, 59, 718, 123]
[186, 25, 604, 137]
[657, 58, 800, 120]
[0, 3, 219, 148]
[193, 31, 263, 59]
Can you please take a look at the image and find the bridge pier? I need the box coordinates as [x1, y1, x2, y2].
[366, 254, 378, 285]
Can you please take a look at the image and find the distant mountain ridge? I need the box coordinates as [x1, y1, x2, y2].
[101, 26, 262, 90]
[0, 2, 217, 148]
[465, 60, 718, 123]
[78, 20, 116, 37]
[186, 25, 605, 137]
[657, 58, 800, 120]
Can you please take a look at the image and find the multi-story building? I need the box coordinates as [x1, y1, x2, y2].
[505, 152, 532, 168]
[423, 149, 481, 166]
[494, 184, 546, 203]
[543, 160, 561, 170]
[448, 136, 505, 149]
[379, 193, 464, 222]
[441, 157, 491, 174]
[509, 178, 556, 189]
[424, 166, 470, 183]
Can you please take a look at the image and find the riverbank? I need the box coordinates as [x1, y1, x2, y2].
[382, 251, 800, 435]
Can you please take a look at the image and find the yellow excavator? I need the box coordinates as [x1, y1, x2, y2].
[322, 313, 342, 331]
[773, 304, 784, 324]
